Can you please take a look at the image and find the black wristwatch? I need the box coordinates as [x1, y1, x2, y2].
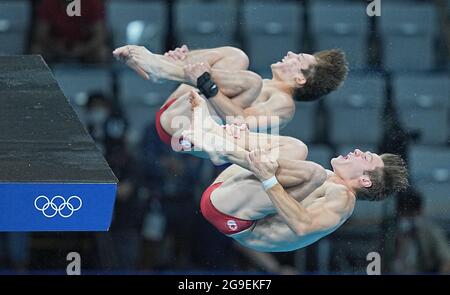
[197, 72, 219, 99]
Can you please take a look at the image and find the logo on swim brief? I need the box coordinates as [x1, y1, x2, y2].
[227, 220, 238, 231]
[34, 195, 82, 218]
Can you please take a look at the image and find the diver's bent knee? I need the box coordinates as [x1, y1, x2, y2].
[221, 46, 250, 69]
[247, 71, 263, 92]
[280, 136, 308, 160]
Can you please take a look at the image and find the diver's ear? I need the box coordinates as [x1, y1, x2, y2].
[295, 76, 307, 87]
[359, 175, 373, 188]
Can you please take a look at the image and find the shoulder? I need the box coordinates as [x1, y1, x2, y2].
[324, 183, 355, 212]
[266, 93, 295, 117]
[270, 92, 295, 106]
[325, 182, 348, 195]
[325, 169, 335, 178]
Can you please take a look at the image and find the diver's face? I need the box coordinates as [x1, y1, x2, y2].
[271, 52, 316, 86]
[331, 149, 384, 188]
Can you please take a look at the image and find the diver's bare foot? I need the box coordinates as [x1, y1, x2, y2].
[164, 45, 189, 62]
[181, 129, 228, 166]
[178, 90, 227, 165]
[113, 45, 160, 81]
[187, 90, 218, 134]
[188, 89, 207, 110]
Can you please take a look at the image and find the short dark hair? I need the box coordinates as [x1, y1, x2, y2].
[357, 154, 409, 201]
[293, 49, 348, 101]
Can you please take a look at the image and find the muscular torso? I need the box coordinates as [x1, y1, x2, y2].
[249, 81, 273, 105]
[247, 80, 295, 129]
[211, 167, 355, 252]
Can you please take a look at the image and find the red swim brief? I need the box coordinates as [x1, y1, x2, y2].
[200, 182, 255, 235]
[155, 98, 178, 146]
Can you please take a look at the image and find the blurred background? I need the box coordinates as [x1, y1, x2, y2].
[0, 0, 449, 275]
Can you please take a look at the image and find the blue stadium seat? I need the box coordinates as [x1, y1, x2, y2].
[53, 66, 113, 102]
[242, 1, 303, 71]
[174, 1, 238, 49]
[378, 3, 438, 71]
[279, 101, 319, 144]
[0, 0, 30, 32]
[392, 73, 449, 144]
[107, 0, 167, 53]
[0, 33, 28, 55]
[53, 66, 113, 121]
[409, 145, 450, 222]
[325, 75, 386, 145]
[448, 105, 450, 142]
[350, 199, 386, 226]
[310, 1, 368, 69]
[0, 0, 31, 54]
[307, 144, 334, 170]
[117, 71, 178, 142]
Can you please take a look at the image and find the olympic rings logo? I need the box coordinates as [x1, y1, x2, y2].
[34, 195, 82, 218]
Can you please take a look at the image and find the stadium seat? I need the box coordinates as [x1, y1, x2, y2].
[409, 145, 450, 222]
[53, 66, 113, 121]
[0, 0, 31, 54]
[107, 0, 167, 53]
[0, 33, 28, 55]
[307, 144, 334, 170]
[378, 3, 438, 71]
[310, 1, 368, 69]
[0, 0, 29, 31]
[325, 75, 386, 145]
[279, 101, 319, 144]
[174, 1, 238, 49]
[53, 66, 113, 103]
[350, 199, 386, 226]
[242, 1, 303, 71]
[392, 73, 449, 144]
